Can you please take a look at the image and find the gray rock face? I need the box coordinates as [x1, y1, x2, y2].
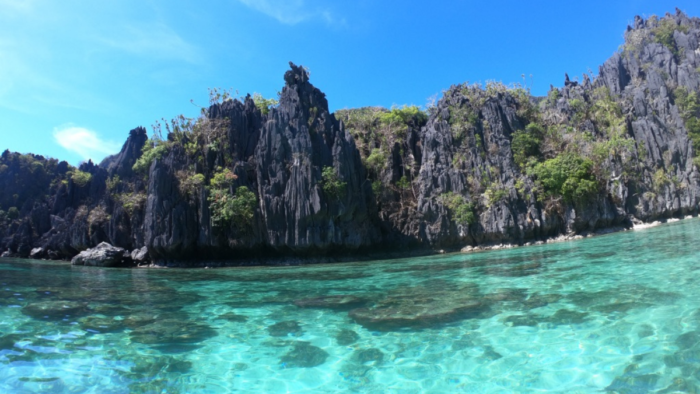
[71, 242, 130, 267]
[142, 63, 379, 260]
[29, 247, 45, 259]
[130, 246, 149, 262]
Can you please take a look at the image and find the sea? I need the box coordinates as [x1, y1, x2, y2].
[2, 218, 700, 393]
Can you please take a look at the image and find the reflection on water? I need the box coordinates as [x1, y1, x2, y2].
[2, 219, 700, 392]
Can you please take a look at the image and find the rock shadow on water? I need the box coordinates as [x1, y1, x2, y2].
[279, 341, 328, 368]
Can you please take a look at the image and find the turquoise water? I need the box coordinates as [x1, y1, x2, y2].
[2, 220, 700, 393]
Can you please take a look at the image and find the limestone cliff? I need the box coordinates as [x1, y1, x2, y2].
[1, 10, 700, 264]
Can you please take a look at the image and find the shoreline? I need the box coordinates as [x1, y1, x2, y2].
[458, 215, 695, 254]
[3, 215, 696, 269]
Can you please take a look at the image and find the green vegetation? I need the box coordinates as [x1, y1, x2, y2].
[7, 207, 19, 220]
[207, 168, 257, 229]
[484, 185, 508, 207]
[651, 18, 688, 58]
[530, 152, 598, 204]
[440, 192, 476, 225]
[208, 186, 257, 229]
[133, 140, 170, 174]
[511, 123, 544, 169]
[106, 175, 120, 192]
[321, 166, 346, 199]
[116, 193, 147, 216]
[87, 206, 110, 228]
[177, 172, 206, 196]
[673, 87, 700, 162]
[379, 105, 427, 137]
[395, 175, 410, 191]
[547, 89, 560, 105]
[448, 105, 478, 144]
[653, 168, 671, 192]
[71, 170, 92, 188]
[364, 148, 386, 175]
[253, 93, 278, 115]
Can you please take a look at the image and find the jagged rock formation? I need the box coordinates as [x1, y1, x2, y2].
[1, 10, 700, 265]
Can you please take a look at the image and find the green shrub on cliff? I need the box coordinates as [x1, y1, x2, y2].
[364, 148, 386, 175]
[71, 170, 92, 188]
[651, 18, 688, 57]
[253, 93, 278, 115]
[7, 207, 19, 220]
[133, 139, 169, 174]
[440, 192, 476, 225]
[511, 123, 544, 169]
[208, 186, 256, 229]
[379, 105, 427, 137]
[321, 166, 346, 199]
[207, 168, 257, 229]
[530, 152, 598, 203]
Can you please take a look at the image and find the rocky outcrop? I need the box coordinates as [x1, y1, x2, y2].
[71, 242, 131, 267]
[1, 11, 700, 265]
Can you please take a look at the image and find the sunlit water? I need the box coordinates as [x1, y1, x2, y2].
[2, 219, 700, 393]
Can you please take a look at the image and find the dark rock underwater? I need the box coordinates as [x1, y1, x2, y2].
[2, 10, 700, 266]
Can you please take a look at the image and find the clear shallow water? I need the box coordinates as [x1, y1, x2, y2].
[2, 220, 700, 393]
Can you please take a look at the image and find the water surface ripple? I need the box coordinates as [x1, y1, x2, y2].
[2, 219, 700, 393]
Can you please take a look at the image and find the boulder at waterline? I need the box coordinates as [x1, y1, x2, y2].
[71, 242, 131, 267]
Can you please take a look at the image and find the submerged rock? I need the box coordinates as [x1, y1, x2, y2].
[21, 300, 89, 320]
[71, 242, 131, 267]
[216, 312, 248, 322]
[129, 319, 216, 345]
[280, 342, 328, 368]
[354, 348, 384, 365]
[78, 316, 125, 333]
[268, 321, 303, 337]
[676, 331, 700, 349]
[546, 309, 589, 325]
[294, 295, 368, 310]
[335, 329, 360, 346]
[604, 373, 659, 393]
[348, 286, 486, 331]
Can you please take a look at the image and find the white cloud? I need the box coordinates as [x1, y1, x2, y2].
[98, 22, 202, 64]
[236, 0, 343, 26]
[53, 126, 121, 162]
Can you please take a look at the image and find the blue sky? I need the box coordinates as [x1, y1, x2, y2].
[1, 0, 698, 165]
